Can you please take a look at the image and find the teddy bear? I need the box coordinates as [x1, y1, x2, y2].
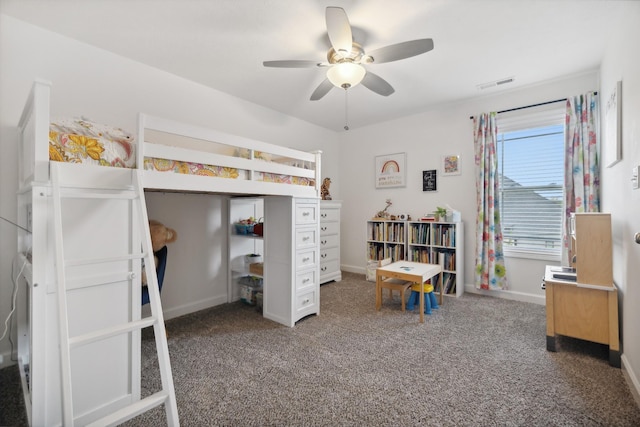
[142, 220, 178, 287]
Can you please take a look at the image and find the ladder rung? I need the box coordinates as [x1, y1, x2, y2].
[85, 391, 169, 427]
[59, 189, 137, 200]
[66, 270, 135, 291]
[69, 317, 157, 349]
[65, 253, 146, 267]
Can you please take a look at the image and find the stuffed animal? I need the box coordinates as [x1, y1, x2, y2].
[142, 220, 178, 286]
[321, 177, 332, 200]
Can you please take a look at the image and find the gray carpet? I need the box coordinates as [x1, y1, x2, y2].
[2, 272, 639, 426]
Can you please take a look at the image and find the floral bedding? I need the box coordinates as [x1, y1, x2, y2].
[47, 117, 313, 186]
[48, 117, 136, 168]
[143, 157, 314, 186]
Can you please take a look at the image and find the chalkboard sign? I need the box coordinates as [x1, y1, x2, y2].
[423, 170, 437, 192]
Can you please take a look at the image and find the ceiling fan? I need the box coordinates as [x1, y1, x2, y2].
[263, 6, 435, 101]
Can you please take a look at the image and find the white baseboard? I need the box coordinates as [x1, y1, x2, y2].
[341, 264, 366, 275]
[0, 351, 11, 369]
[143, 295, 228, 321]
[622, 354, 640, 408]
[464, 284, 546, 305]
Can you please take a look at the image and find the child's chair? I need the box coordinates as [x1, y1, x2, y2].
[406, 282, 439, 314]
[142, 246, 168, 305]
[377, 258, 413, 311]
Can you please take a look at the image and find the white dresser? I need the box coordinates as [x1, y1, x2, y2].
[264, 196, 320, 326]
[319, 200, 342, 284]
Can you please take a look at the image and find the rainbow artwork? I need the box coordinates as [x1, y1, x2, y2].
[375, 153, 405, 188]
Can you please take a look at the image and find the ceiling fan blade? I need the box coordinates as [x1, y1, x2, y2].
[310, 79, 334, 101]
[326, 7, 353, 57]
[366, 39, 434, 64]
[263, 60, 321, 68]
[361, 72, 395, 96]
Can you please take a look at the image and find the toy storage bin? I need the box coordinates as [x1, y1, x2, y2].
[240, 285, 260, 305]
[245, 254, 263, 264]
[234, 223, 250, 235]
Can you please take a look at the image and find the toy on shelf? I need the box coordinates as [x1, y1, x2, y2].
[374, 199, 393, 219]
[321, 177, 332, 200]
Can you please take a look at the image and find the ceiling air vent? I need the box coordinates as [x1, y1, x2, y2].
[477, 76, 515, 90]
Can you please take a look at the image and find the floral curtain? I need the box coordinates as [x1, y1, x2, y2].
[473, 112, 508, 290]
[562, 92, 600, 264]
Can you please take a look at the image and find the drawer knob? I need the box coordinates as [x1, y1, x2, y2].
[303, 257, 310, 262]
[303, 236, 309, 241]
[303, 278, 310, 283]
[303, 212, 310, 216]
[321, 227, 327, 231]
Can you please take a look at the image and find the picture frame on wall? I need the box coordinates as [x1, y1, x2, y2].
[375, 152, 406, 188]
[605, 80, 622, 168]
[442, 155, 461, 176]
[422, 169, 437, 192]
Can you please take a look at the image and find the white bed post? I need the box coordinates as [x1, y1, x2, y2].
[313, 150, 322, 197]
[17, 79, 52, 187]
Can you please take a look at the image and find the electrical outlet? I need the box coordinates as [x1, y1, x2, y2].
[633, 165, 640, 190]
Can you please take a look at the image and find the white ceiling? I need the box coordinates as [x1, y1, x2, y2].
[0, 0, 630, 131]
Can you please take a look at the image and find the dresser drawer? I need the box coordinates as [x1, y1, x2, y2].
[296, 204, 318, 225]
[320, 259, 340, 276]
[296, 269, 317, 292]
[320, 208, 340, 223]
[296, 248, 317, 269]
[320, 247, 339, 262]
[296, 227, 317, 249]
[320, 234, 339, 249]
[320, 222, 339, 236]
[295, 289, 317, 313]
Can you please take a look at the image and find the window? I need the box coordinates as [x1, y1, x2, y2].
[497, 107, 564, 257]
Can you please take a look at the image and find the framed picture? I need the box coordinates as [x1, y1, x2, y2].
[605, 81, 622, 168]
[375, 153, 406, 188]
[422, 169, 437, 192]
[442, 155, 461, 176]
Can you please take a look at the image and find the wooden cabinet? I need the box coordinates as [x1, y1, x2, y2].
[544, 266, 620, 367]
[319, 200, 342, 284]
[545, 213, 619, 367]
[263, 197, 320, 327]
[407, 221, 464, 297]
[571, 213, 613, 286]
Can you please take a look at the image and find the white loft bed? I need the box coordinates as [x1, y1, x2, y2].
[15, 80, 322, 426]
[20, 86, 322, 197]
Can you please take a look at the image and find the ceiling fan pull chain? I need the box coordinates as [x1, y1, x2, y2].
[344, 89, 349, 131]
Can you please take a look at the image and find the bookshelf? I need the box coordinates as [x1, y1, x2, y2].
[407, 221, 464, 297]
[366, 219, 407, 263]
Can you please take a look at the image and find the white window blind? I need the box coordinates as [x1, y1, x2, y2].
[497, 106, 565, 256]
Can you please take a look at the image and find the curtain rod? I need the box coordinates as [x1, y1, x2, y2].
[469, 92, 598, 120]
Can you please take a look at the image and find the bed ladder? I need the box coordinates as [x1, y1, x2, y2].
[51, 163, 179, 427]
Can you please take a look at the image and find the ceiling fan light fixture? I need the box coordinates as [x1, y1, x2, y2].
[327, 62, 366, 89]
